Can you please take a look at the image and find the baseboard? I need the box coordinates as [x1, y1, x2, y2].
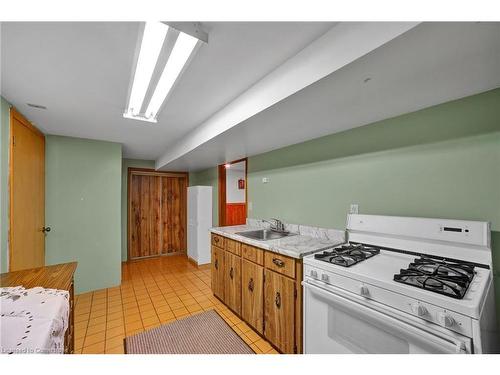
[187, 256, 198, 267]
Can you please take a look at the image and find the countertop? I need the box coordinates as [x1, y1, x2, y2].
[210, 225, 345, 259]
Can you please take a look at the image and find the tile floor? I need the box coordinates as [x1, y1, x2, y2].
[74, 255, 278, 354]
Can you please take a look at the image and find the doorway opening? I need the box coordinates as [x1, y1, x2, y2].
[218, 158, 247, 226]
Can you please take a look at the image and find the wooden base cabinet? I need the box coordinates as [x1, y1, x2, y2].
[211, 234, 303, 354]
[264, 269, 296, 354]
[224, 251, 242, 315]
[241, 259, 264, 334]
[211, 246, 225, 300]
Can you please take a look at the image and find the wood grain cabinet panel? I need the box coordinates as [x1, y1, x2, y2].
[264, 269, 296, 354]
[211, 234, 225, 249]
[211, 246, 225, 300]
[224, 251, 242, 315]
[226, 238, 241, 256]
[241, 259, 264, 333]
[264, 252, 295, 279]
[241, 243, 264, 265]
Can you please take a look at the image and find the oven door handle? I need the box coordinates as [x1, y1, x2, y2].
[304, 280, 470, 354]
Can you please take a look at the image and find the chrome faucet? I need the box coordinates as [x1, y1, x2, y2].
[262, 218, 286, 232]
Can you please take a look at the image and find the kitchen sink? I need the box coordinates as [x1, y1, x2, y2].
[236, 229, 296, 241]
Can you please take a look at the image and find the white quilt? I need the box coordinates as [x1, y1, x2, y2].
[0, 286, 69, 354]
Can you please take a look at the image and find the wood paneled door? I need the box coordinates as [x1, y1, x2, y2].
[225, 203, 246, 226]
[224, 251, 242, 315]
[241, 259, 264, 333]
[128, 168, 188, 260]
[211, 245, 225, 300]
[9, 108, 46, 271]
[264, 269, 296, 353]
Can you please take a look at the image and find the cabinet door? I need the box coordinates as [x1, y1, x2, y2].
[224, 251, 242, 315]
[264, 270, 295, 353]
[211, 246, 225, 300]
[241, 259, 264, 333]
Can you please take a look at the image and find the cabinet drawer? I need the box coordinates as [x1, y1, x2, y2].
[211, 233, 225, 249]
[226, 238, 241, 256]
[241, 243, 264, 265]
[265, 252, 295, 278]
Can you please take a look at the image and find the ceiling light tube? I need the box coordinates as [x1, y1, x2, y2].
[145, 32, 198, 120]
[125, 22, 168, 118]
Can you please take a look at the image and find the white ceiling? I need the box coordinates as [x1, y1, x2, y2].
[0, 21, 334, 159]
[161, 22, 500, 171]
[2, 22, 500, 172]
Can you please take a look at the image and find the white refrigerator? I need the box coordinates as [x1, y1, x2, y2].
[187, 186, 213, 265]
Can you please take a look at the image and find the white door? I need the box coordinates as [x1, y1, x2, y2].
[303, 281, 472, 354]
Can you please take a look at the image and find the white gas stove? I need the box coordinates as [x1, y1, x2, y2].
[302, 214, 499, 354]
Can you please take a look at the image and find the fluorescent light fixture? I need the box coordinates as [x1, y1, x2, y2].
[124, 22, 168, 119]
[123, 112, 157, 123]
[145, 32, 198, 120]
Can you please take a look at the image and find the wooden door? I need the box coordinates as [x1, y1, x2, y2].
[129, 175, 162, 259]
[9, 109, 45, 271]
[128, 169, 188, 259]
[241, 259, 264, 333]
[211, 246, 225, 300]
[162, 176, 186, 254]
[264, 270, 296, 353]
[148, 176, 162, 255]
[224, 251, 241, 315]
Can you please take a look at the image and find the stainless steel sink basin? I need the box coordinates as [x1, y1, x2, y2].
[236, 229, 296, 241]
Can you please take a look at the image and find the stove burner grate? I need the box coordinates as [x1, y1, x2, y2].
[314, 243, 380, 267]
[394, 257, 475, 299]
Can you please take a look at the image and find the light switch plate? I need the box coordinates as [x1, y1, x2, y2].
[262, 177, 269, 183]
[350, 204, 359, 214]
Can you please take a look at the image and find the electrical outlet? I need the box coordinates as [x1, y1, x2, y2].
[350, 204, 359, 214]
[248, 202, 253, 211]
[262, 177, 269, 183]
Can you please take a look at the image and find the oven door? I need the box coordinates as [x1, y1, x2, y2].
[303, 280, 472, 354]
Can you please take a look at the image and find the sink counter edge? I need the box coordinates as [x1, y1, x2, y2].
[209, 225, 345, 259]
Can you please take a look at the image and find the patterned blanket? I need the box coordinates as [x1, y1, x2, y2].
[0, 286, 69, 354]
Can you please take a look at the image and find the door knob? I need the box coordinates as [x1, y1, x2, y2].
[42, 226, 51, 233]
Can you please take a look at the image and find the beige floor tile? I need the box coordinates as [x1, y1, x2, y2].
[106, 324, 125, 337]
[106, 318, 124, 329]
[84, 331, 105, 347]
[82, 341, 105, 354]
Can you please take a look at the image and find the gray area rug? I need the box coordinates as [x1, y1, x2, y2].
[125, 309, 255, 354]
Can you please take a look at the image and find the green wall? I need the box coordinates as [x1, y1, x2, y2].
[0, 97, 10, 272]
[45, 135, 122, 294]
[191, 88, 500, 312]
[189, 167, 218, 226]
[121, 158, 155, 261]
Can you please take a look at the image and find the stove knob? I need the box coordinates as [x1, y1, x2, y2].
[321, 273, 329, 282]
[310, 270, 318, 278]
[360, 285, 369, 297]
[411, 304, 428, 317]
[438, 313, 456, 328]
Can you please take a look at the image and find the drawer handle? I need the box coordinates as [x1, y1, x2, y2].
[275, 291, 281, 309]
[214, 259, 218, 270]
[272, 258, 285, 267]
[214, 237, 219, 243]
[229, 267, 234, 279]
[248, 278, 254, 292]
